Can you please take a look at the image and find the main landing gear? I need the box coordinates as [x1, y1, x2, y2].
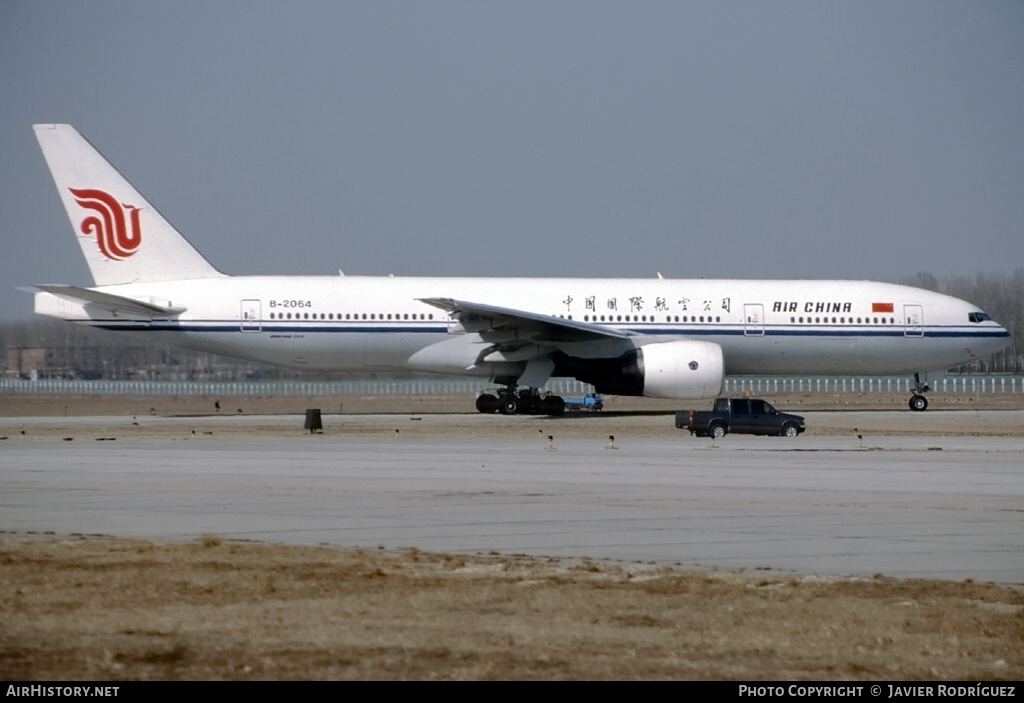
[909, 373, 930, 412]
[476, 388, 565, 416]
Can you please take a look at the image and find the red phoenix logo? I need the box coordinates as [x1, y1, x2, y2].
[69, 188, 143, 261]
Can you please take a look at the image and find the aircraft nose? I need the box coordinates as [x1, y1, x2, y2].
[985, 321, 1012, 355]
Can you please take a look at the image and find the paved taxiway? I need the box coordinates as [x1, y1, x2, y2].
[2, 415, 1022, 582]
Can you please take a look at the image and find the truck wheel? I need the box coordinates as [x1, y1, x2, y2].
[709, 423, 726, 439]
[781, 423, 799, 438]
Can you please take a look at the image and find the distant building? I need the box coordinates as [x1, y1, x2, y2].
[3, 344, 288, 381]
[4, 346, 111, 379]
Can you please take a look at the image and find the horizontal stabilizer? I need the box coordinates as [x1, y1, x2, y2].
[27, 284, 185, 318]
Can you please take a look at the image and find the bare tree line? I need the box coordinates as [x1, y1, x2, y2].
[2, 270, 1022, 379]
[0, 320, 287, 381]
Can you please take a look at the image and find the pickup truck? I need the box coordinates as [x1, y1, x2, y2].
[676, 398, 806, 438]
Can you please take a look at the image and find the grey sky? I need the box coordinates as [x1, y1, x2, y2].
[2, 1, 1022, 320]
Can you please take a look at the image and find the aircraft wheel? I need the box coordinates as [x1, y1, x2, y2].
[542, 396, 565, 416]
[909, 395, 928, 412]
[709, 423, 726, 439]
[499, 398, 518, 415]
[475, 394, 499, 414]
[523, 398, 542, 415]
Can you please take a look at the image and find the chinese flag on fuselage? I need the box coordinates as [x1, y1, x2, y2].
[872, 302, 895, 313]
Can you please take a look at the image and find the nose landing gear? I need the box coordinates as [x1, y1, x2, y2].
[909, 373, 930, 412]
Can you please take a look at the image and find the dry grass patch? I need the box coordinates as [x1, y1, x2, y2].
[1, 537, 1021, 680]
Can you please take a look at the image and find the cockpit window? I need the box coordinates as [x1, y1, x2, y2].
[968, 312, 992, 323]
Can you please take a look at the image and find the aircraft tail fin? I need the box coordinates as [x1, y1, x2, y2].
[33, 124, 225, 286]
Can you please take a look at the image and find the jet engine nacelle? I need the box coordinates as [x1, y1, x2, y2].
[637, 340, 724, 399]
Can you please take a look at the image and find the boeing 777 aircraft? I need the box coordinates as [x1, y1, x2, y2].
[28, 124, 1010, 414]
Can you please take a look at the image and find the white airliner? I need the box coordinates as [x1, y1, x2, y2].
[28, 124, 1010, 413]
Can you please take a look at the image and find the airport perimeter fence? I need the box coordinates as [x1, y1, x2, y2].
[0, 378, 594, 397]
[722, 375, 1024, 395]
[1, 375, 1022, 397]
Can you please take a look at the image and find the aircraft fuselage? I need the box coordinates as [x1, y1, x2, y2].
[36, 275, 1009, 377]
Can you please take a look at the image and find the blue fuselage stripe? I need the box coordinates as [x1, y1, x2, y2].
[87, 321, 1009, 340]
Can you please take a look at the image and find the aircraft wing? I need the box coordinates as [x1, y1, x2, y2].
[27, 285, 186, 318]
[418, 297, 633, 343]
